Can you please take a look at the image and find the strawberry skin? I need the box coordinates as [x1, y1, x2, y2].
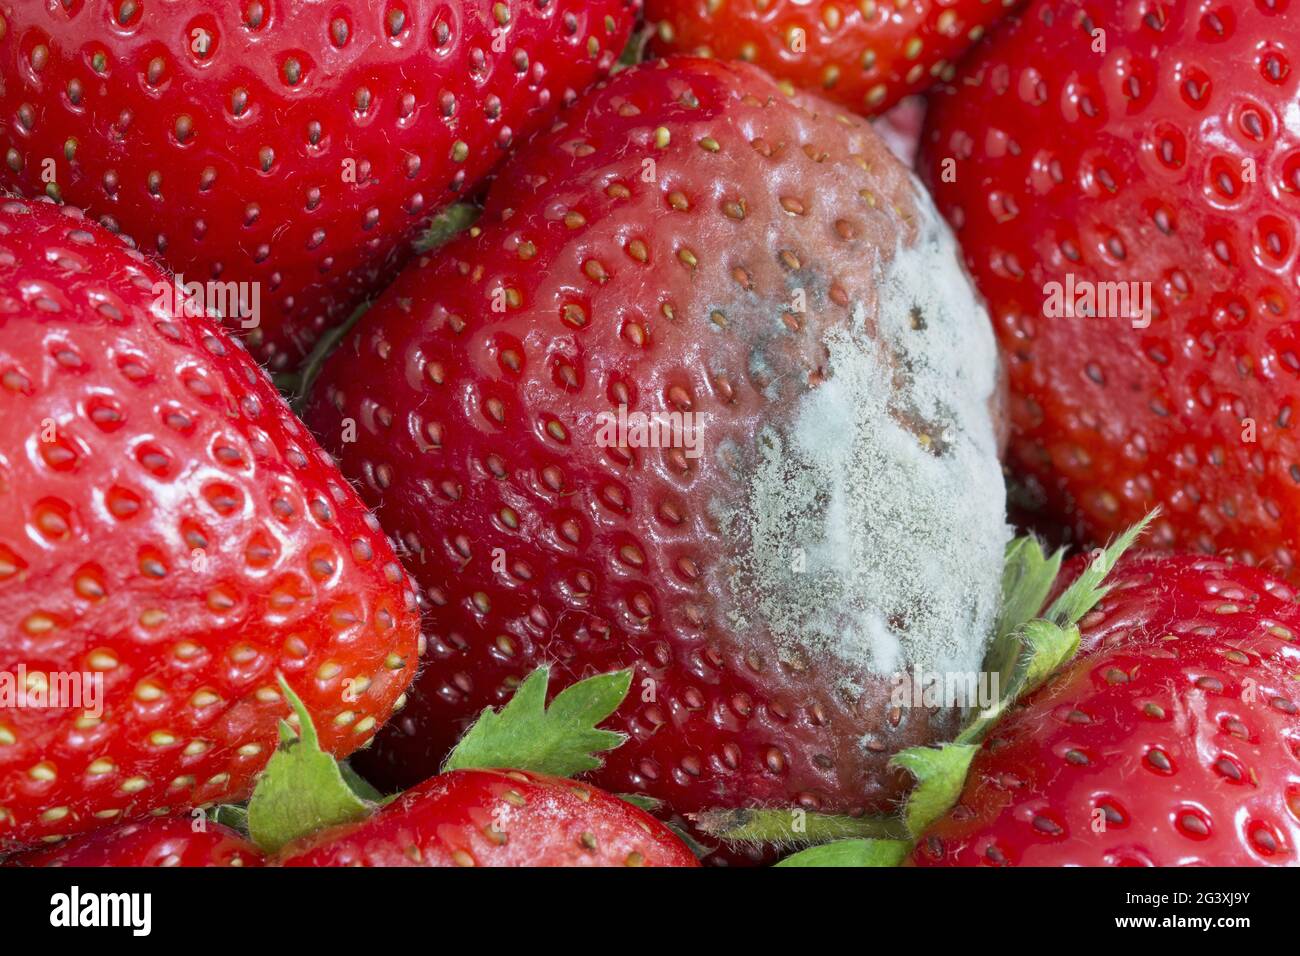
[278, 768, 698, 867]
[646, 0, 1020, 116]
[11, 816, 263, 867]
[0, 1, 637, 369]
[913, 554, 1300, 866]
[305, 58, 1008, 819]
[921, 0, 1300, 576]
[0, 198, 420, 851]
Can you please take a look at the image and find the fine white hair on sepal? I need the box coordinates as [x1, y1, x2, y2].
[719, 178, 1010, 697]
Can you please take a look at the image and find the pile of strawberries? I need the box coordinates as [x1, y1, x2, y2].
[1, 1, 1298, 868]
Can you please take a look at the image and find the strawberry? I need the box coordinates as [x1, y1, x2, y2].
[645, 0, 1020, 117]
[304, 56, 1015, 823]
[920, 0, 1300, 577]
[11, 815, 264, 867]
[278, 767, 696, 867]
[0, 1, 637, 370]
[0, 197, 420, 851]
[911, 553, 1300, 866]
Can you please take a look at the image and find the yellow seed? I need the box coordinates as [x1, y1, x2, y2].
[139, 608, 167, 628]
[22, 612, 55, 635]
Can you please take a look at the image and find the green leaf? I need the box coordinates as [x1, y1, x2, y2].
[775, 839, 911, 868]
[891, 743, 979, 838]
[995, 535, 1064, 646]
[443, 667, 633, 777]
[1044, 508, 1158, 628]
[691, 808, 907, 847]
[246, 675, 374, 855]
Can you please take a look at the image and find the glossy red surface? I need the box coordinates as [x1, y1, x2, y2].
[0, 197, 420, 851]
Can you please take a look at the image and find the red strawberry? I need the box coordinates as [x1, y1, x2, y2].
[912, 554, 1300, 866]
[646, 0, 1021, 117]
[12, 815, 263, 867]
[304, 58, 1010, 821]
[0, 1, 637, 369]
[278, 768, 696, 867]
[920, 0, 1300, 577]
[0, 197, 420, 851]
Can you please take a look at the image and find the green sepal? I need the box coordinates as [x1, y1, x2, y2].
[246, 675, 374, 854]
[891, 743, 980, 838]
[1043, 508, 1158, 628]
[775, 839, 911, 868]
[444, 666, 633, 777]
[993, 535, 1064, 649]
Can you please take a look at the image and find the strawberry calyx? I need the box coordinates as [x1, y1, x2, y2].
[224, 666, 634, 856]
[735, 509, 1159, 866]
